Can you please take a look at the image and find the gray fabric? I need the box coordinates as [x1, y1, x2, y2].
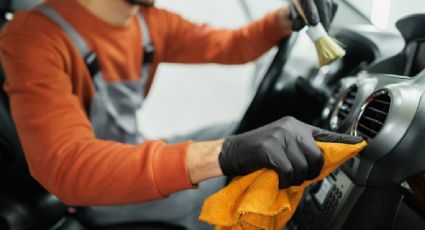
[136, 11, 153, 82]
[137, 12, 152, 47]
[77, 122, 238, 230]
[0, 0, 42, 12]
[36, 6, 92, 58]
[165, 121, 239, 144]
[37, 6, 152, 144]
[78, 177, 226, 230]
[11, 0, 43, 11]
[89, 73, 146, 144]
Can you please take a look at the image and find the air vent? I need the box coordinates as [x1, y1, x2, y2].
[330, 85, 358, 130]
[354, 90, 391, 140]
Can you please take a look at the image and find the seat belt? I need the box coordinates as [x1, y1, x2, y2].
[35, 5, 155, 78]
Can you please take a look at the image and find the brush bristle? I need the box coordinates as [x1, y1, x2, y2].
[314, 35, 346, 67]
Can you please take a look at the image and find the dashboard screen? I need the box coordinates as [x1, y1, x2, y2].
[411, 41, 425, 76]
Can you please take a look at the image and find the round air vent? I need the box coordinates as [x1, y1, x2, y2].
[330, 85, 358, 130]
[353, 90, 391, 140]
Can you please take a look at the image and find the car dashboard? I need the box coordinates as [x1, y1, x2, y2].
[287, 14, 425, 230]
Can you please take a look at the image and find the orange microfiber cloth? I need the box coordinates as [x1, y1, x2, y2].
[199, 141, 367, 230]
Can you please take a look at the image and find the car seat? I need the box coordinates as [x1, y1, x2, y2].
[0, 2, 69, 229]
[367, 14, 425, 77]
[0, 1, 187, 229]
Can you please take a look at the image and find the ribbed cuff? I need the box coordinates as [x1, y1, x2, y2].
[153, 141, 195, 196]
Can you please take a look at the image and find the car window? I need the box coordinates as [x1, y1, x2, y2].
[239, 0, 286, 20]
[345, 0, 425, 30]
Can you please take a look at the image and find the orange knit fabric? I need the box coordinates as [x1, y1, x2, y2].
[0, 0, 291, 206]
[199, 141, 367, 230]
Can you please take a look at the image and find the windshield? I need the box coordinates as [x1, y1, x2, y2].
[344, 0, 425, 30]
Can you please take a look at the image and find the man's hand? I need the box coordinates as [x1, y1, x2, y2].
[289, 0, 337, 31]
[218, 117, 362, 188]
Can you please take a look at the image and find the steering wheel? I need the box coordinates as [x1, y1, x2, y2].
[236, 35, 297, 133]
[234, 0, 342, 134]
[234, 33, 329, 134]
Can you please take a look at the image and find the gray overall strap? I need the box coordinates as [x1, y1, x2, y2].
[137, 12, 153, 56]
[35, 5, 91, 59]
[36, 5, 154, 79]
[137, 11, 154, 81]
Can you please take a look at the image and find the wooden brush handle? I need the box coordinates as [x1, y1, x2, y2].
[291, 0, 310, 24]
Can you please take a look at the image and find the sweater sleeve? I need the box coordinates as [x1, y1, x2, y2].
[160, 9, 292, 64]
[0, 29, 194, 206]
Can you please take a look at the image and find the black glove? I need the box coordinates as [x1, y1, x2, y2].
[219, 117, 362, 189]
[289, 0, 337, 31]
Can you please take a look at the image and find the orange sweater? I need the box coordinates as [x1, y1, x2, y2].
[0, 0, 291, 206]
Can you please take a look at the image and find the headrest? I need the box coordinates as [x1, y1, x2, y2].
[0, 0, 11, 12]
[396, 14, 425, 43]
[1, 0, 43, 12]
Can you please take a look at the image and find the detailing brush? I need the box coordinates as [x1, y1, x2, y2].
[292, 0, 346, 66]
[306, 23, 345, 66]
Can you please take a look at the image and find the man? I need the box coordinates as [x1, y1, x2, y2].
[0, 0, 361, 228]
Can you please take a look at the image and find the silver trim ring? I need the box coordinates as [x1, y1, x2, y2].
[351, 89, 390, 138]
[330, 85, 357, 131]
